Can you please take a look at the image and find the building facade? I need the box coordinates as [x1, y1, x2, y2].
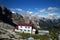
[15, 23, 36, 34]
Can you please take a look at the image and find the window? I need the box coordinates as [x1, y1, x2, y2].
[20, 29, 22, 31]
[25, 26, 27, 28]
[24, 30, 26, 31]
[28, 26, 30, 28]
[28, 30, 30, 32]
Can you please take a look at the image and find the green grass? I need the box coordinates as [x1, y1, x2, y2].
[15, 32, 49, 40]
[15, 30, 59, 40]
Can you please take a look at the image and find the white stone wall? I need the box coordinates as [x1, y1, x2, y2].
[15, 26, 36, 34]
[32, 29, 36, 34]
[15, 26, 32, 33]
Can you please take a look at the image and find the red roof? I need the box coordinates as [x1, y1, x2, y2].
[15, 23, 36, 30]
[18, 23, 32, 26]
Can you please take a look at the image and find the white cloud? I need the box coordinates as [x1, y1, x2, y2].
[48, 13, 58, 19]
[47, 7, 60, 19]
[12, 11, 16, 13]
[10, 8, 23, 12]
[16, 8, 22, 11]
[48, 13, 56, 17]
[33, 9, 47, 16]
[10, 7, 60, 18]
[48, 7, 58, 12]
[39, 9, 46, 13]
[27, 11, 33, 14]
[30, 12, 32, 13]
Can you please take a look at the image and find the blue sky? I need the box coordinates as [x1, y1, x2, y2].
[0, 0, 60, 18]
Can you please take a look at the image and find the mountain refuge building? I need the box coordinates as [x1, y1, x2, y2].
[15, 23, 36, 34]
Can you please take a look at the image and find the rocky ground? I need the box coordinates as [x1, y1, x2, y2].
[0, 26, 21, 40]
[0, 22, 21, 40]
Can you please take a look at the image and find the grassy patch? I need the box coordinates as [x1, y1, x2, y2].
[15, 32, 49, 40]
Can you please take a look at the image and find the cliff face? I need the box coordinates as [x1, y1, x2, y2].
[0, 6, 17, 27]
[0, 6, 23, 40]
[0, 6, 24, 28]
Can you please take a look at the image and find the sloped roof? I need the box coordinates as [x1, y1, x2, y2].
[16, 23, 36, 29]
[18, 23, 32, 26]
